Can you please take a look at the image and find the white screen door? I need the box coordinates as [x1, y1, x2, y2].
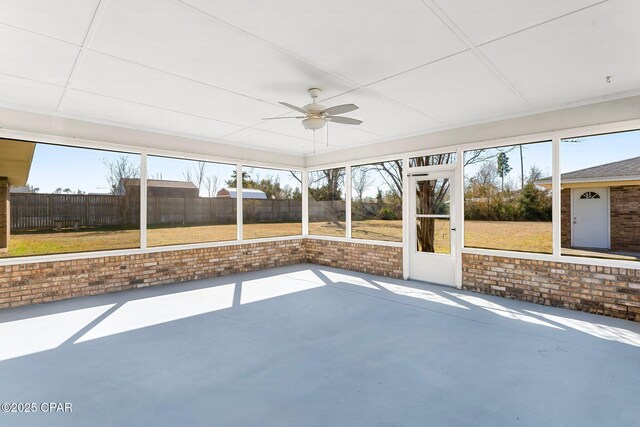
[409, 170, 456, 286]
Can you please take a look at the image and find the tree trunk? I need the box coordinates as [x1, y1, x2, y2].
[416, 180, 435, 252]
[417, 217, 435, 252]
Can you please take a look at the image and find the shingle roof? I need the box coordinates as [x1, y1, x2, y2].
[121, 178, 198, 189]
[216, 188, 267, 199]
[537, 156, 640, 184]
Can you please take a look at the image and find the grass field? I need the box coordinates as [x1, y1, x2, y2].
[4, 220, 553, 257]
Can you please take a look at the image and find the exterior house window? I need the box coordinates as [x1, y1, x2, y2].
[580, 192, 600, 199]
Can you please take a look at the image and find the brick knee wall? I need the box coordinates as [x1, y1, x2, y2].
[0, 238, 403, 309]
[0, 240, 305, 309]
[4, 238, 640, 323]
[462, 253, 640, 322]
[305, 239, 403, 278]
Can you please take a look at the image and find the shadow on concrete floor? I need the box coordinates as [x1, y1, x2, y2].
[1, 264, 639, 427]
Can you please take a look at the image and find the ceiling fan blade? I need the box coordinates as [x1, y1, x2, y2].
[321, 103, 358, 116]
[262, 116, 305, 120]
[326, 116, 363, 125]
[279, 102, 308, 114]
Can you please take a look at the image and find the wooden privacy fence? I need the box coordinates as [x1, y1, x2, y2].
[10, 193, 131, 231]
[10, 193, 307, 231]
[11, 194, 389, 231]
[147, 196, 237, 225]
[309, 200, 346, 222]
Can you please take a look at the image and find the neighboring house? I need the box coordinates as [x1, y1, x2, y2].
[9, 186, 31, 194]
[537, 156, 640, 252]
[118, 179, 199, 198]
[0, 139, 36, 252]
[216, 188, 267, 199]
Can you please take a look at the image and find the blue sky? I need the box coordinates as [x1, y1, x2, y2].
[26, 144, 301, 196]
[21, 129, 640, 194]
[464, 141, 553, 189]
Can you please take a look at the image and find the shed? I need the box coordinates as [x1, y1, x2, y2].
[216, 188, 267, 199]
[119, 179, 199, 198]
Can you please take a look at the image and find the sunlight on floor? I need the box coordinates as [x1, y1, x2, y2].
[447, 292, 564, 329]
[318, 269, 380, 289]
[4, 268, 640, 363]
[320, 270, 469, 309]
[525, 310, 640, 347]
[75, 284, 236, 343]
[0, 304, 115, 361]
[373, 280, 468, 309]
[240, 270, 325, 304]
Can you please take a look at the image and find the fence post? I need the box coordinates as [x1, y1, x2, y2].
[155, 195, 160, 225]
[47, 194, 52, 229]
[84, 196, 89, 227]
[183, 197, 187, 225]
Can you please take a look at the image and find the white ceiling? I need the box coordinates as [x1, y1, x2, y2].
[1, 0, 639, 157]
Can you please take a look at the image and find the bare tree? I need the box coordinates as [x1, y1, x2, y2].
[373, 160, 403, 198]
[204, 175, 219, 198]
[352, 167, 373, 201]
[372, 151, 507, 252]
[308, 169, 345, 226]
[182, 168, 193, 184]
[104, 155, 139, 225]
[467, 160, 498, 196]
[21, 184, 39, 193]
[182, 162, 208, 196]
[104, 155, 140, 195]
[194, 162, 206, 192]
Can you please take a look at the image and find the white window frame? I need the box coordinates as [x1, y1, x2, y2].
[240, 164, 304, 240]
[2, 118, 640, 271]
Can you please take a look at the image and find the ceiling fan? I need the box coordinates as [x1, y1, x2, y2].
[263, 88, 362, 131]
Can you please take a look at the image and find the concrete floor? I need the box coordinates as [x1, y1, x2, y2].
[1, 265, 639, 427]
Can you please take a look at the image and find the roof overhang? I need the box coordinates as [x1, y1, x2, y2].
[0, 139, 36, 186]
[537, 176, 640, 189]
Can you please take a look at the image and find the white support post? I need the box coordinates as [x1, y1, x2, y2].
[402, 156, 410, 280]
[302, 170, 309, 236]
[345, 165, 352, 239]
[236, 163, 243, 241]
[140, 151, 148, 250]
[552, 135, 561, 257]
[454, 148, 464, 288]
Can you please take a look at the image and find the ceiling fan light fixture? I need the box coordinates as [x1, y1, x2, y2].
[302, 117, 326, 130]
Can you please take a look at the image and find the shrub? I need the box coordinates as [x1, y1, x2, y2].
[377, 206, 396, 220]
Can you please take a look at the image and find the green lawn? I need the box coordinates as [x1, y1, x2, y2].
[4, 220, 553, 258]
